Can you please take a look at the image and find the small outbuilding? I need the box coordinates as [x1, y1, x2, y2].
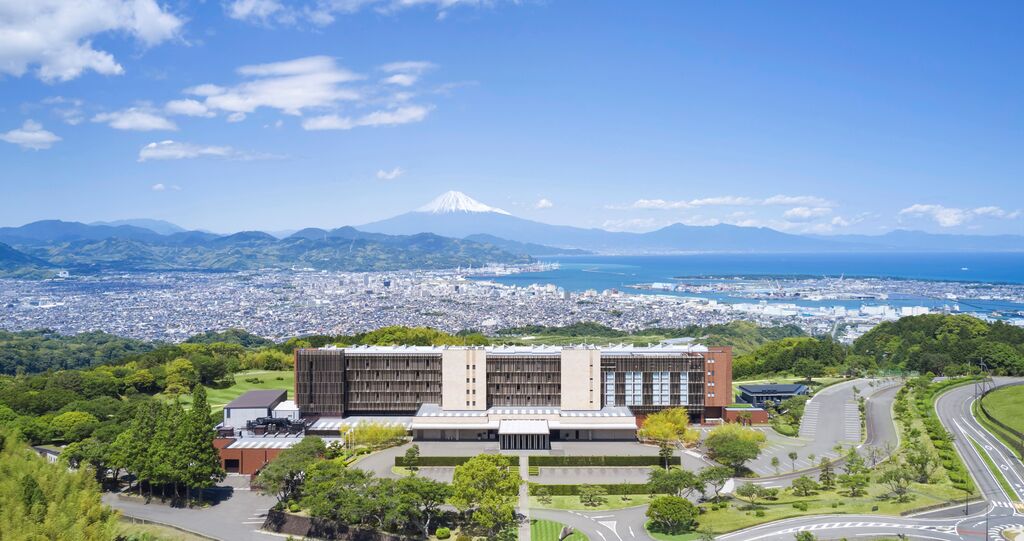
[222, 389, 288, 429]
[737, 383, 810, 408]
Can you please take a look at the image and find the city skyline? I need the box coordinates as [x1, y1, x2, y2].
[1, 1, 1022, 236]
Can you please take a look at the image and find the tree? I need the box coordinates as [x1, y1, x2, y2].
[791, 476, 818, 497]
[534, 485, 552, 504]
[404, 444, 421, 472]
[646, 496, 699, 534]
[178, 385, 225, 502]
[793, 358, 825, 382]
[879, 464, 914, 502]
[699, 466, 733, 501]
[771, 456, 780, 475]
[795, 532, 817, 541]
[640, 408, 696, 453]
[450, 455, 521, 536]
[838, 472, 870, 497]
[818, 458, 835, 489]
[258, 436, 326, 503]
[302, 460, 376, 524]
[578, 484, 608, 507]
[704, 424, 765, 473]
[648, 468, 704, 499]
[658, 443, 674, 469]
[49, 411, 99, 442]
[904, 441, 938, 483]
[735, 483, 769, 507]
[788, 451, 799, 472]
[843, 449, 866, 475]
[164, 358, 198, 395]
[394, 475, 451, 538]
[347, 422, 407, 450]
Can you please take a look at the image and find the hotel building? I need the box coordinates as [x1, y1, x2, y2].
[293, 344, 732, 450]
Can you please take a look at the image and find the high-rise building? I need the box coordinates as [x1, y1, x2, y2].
[293, 344, 732, 450]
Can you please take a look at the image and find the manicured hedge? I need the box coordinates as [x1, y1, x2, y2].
[529, 482, 654, 496]
[528, 456, 665, 467]
[395, 456, 519, 467]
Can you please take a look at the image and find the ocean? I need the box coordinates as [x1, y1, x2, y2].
[476, 252, 1024, 313]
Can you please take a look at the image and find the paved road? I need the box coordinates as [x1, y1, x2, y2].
[715, 377, 1024, 541]
[533, 506, 654, 541]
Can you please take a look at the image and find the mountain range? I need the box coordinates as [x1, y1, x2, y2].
[1, 191, 1022, 277]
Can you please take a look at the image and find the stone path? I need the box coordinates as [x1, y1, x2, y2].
[518, 456, 531, 541]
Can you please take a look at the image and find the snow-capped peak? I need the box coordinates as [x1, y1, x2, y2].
[416, 191, 511, 215]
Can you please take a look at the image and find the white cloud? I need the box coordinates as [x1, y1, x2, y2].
[376, 167, 404, 180]
[782, 206, 832, 222]
[535, 198, 553, 209]
[186, 56, 362, 117]
[302, 105, 431, 130]
[0, 0, 183, 82]
[42, 96, 85, 124]
[93, 107, 177, 131]
[165, 99, 215, 117]
[226, 0, 510, 26]
[601, 218, 671, 233]
[0, 120, 61, 149]
[762, 194, 833, 207]
[151, 183, 181, 191]
[629, 194, 828, 210]
[138, 140, 234, 161]
[899, 203, 1020, 227]
[384, 73, 418, 86]
[151, 183, 165, 191]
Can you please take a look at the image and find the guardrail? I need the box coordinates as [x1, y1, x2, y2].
[119, 515, 220, 540]
[978, 383, 1024, 458]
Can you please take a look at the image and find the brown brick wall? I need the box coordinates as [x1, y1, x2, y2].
[703, 346, 733, 408]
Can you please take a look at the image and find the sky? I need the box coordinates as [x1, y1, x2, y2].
[1, 0, 1022, 236]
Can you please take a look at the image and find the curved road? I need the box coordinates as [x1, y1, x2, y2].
[717, 378, 1024, 541]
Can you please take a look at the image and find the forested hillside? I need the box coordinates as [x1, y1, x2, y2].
[0, 330, 155, 374]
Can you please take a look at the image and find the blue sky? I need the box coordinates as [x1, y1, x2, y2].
[1, 0, 1021, 235]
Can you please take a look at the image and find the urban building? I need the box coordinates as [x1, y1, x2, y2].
[293, 344, 732, 450]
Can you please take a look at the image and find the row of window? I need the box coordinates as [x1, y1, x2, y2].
[603, 371, 693, 407]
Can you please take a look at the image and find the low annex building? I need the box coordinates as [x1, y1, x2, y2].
[293, 343, 732, 450]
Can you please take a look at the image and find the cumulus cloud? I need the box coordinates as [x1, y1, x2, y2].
[782, 206, 832, 222]
[165, 99, 215, 117]
[899, 204, 1020, 227]
[0, 120, 61, 149]
[151, 183, 182, 191]
[302, 105, 431, 130]
[42, 96, 85, 125]
[376, 167, 404, 180]
[535, 198, 554, 209]
[0, 0, 183, 82]
[93, 108, 177, 131]
[226, 0, 512, 26]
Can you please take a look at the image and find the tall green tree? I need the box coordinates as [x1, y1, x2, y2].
[450, 454, 521, 537]
[178, 385, 226, 502]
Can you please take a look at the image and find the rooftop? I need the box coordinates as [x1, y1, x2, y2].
[224, 389, 288, 409]
[311, 343, 710, 355]
[737, 384, 809, 394]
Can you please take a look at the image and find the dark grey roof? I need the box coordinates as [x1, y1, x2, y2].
[224, 389, 287, 409]
[737, 384, 809, 395]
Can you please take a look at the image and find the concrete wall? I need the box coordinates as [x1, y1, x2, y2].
[559, 349, 601, 410]
[441, 348, 487, 410]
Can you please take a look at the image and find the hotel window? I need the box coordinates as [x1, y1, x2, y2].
[625, 371, 643, 406]
[603, 372, 616, 406]
[652, 371, 671, 405]
[679, 371, 689, 406]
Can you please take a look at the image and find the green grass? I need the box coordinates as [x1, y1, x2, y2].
[647, 531, 701, 541]
[119, 521, 211, 541]
[172, 370, 293, 414]
[974, 399, 1024, 461]
[982, 385, 1024, 435]
[530, 519, 588, 541]
[530, 494, 656, 511]
[967, 435, 1021, 503]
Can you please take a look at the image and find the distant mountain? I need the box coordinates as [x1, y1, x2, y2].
[0, 242, 51, 277]
[0, 220, 164, 245]
[2, 224, 529, 276]
[90, 219, 186, 235]
[463, 234, 592, 256]
[362, 191, 1024, 253]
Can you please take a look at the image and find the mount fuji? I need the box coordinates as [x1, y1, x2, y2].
[359, 191, 856, 253]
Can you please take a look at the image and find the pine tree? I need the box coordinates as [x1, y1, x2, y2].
[151, 402, 184, 498]
[124, 401, 160, 497]
[179, 386, 226, 503]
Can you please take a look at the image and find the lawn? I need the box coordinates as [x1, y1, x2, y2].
[173, 369, 294, 413]
[530, 494, 656, 511]
[531, 519, 588, 541]
[981, 385, 1024, 435]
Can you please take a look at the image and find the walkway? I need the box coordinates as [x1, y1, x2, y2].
[518, 456, 531, 541]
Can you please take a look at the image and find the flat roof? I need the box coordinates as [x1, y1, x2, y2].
[224, 389, 287, 409]
[738, 384, 809, 394]
[499, 419, 550, 435]
[309, 343, 710, 355]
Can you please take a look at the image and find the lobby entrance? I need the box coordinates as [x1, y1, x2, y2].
[497, 419, 551, 450]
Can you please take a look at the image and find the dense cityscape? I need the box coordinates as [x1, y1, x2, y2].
[4, 266, 1023, 343]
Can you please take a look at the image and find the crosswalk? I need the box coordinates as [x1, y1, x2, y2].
[780, 521, 957, 534]
[843, 402, 862, 442]
[799, 402, 820, 438]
